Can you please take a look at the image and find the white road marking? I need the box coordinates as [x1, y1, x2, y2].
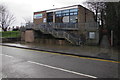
[2, 54, 14, 58]
[28, 61, 97, 78]
[2, 54, 97, 78]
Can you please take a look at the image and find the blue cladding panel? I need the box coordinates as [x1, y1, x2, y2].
[34, 14, 43, 19]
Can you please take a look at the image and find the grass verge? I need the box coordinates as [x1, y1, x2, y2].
[0, 31, 20, 38]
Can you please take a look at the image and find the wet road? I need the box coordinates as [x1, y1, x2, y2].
[0, 46, 119, 78]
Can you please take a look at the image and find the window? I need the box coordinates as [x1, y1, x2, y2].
[47, 12, 53, 22]
[62, 13, 69, 16]
[66, 13, 69, 16]
[47, 13, 53, 16]
[70, 15, 78, 23]
[61, 9, 69, 13]
[55, 17, 62, 23]
[70, 8, 78, 16]
[62, 16, 69, 23]
[70, 13, 74, 15]
[89, 32, 96, 39]
[55, 8, 78, 23]
[55, 11, 61, 14]
[70, 12, 78, 16]
[61, 10, 70, 17]
[70, 8, 78, 12]
[74, 12, 78, 15]
[56, 14, 61, 17]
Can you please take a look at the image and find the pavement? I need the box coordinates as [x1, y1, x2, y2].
[1, 42, 119, 62]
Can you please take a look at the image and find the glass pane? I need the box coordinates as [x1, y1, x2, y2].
[62, 13, 65, 16]
[55, 11, 61, 14]
[66, 13, 69, 16]
[56, 14, 59, 17]
[74, 12, 78, 15]
[47, 13, 53, 16]
[70, 15, 78, 23]
[59, 14, 62, 16]
[70, 13, 74, 15]
[70, 8, 78, 12]
[56, 14, 62, 17]
[62, 9, 69, 13]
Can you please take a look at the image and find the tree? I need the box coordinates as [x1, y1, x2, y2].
[105, 2, 120, 45]
[0, 4, 15, 31]
[84, 1, 106, 27]
[23, 17, 32, 25]
[85, 1, 120, 46]
[23, 17, 33, 27]
[84, 1, 107, 45]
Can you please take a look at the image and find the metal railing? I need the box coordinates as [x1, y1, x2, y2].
[37, 24, 81, 45]
[20, 22, 99, 45]
[20, 22, 98, 31]
[63, 32, 80, 45]
[47, 23, 79, 29]
[46, 22, 98, 29]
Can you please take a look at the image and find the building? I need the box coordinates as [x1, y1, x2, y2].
[21, 5, 99, 45]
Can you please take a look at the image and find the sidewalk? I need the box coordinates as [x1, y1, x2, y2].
[1, 42, 119, 61]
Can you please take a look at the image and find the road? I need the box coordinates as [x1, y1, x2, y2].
[0, 46, 119, 78]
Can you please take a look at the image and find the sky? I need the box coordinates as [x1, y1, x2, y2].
[0, 0, 86, 27]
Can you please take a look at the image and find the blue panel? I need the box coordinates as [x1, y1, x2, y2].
[34, 13, 43, 19]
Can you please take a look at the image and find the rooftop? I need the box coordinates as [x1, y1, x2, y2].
[34, 4, 93, 13]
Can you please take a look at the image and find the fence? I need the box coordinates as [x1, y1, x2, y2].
[20, 22, 99, 31]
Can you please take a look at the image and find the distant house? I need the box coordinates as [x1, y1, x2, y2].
[21, 5, 99, 45]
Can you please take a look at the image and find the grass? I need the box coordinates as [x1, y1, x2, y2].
[0, 31, 20, 38]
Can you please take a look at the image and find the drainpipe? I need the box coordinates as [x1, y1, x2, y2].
[53, 11, 55, 28]
[85, 9, 86, 23]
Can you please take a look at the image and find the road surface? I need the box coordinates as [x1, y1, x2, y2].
[0, 46, 119, 78]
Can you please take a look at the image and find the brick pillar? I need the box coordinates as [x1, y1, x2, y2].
[21, 32, 25, 41]
[25, 30, 34, 42]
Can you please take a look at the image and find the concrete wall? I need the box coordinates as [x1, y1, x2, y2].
[77, 5, 99, 45]
[24, 30, 34, 42]
[35, 38, 69, 45]
[21, 32, 25, 41]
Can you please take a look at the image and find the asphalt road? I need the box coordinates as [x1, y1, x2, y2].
[0, 46, 119, 78]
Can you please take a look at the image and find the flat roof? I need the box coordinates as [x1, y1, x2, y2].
[34, 4, 93, 13]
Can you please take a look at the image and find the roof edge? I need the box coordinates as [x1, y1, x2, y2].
[34, 4, 93, 13]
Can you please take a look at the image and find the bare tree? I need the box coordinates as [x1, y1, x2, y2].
[23, 17, 32, 24]
[84, 1, 106, 27]
[23, 17, 33, 28]
[0, 4, 15, 31]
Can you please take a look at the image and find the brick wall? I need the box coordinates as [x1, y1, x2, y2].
[25, 30, 34, 42]
[33, 11, 47, 24]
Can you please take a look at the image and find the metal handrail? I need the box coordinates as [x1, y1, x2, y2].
[20, 22, 98, 45]
[46, 22, 98, 29]
[22, 22, 98, 30]
[37, 24, 81, 45]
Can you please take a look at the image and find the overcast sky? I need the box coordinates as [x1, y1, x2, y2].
[0, 0, 87, 26]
